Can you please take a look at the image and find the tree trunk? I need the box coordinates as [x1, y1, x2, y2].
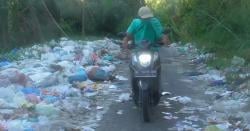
[29, 1, 44, 42]
[81, 3, 85, 36]
[0, 0, 8, 50]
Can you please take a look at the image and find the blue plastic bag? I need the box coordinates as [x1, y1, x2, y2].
[68, 68, 87, 84]
[22, 87, 40, 95]
[87, 67, 112, 81]
[0, 61, 11, 67]
[43, 96, 59, 103]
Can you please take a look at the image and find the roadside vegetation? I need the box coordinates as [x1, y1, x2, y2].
[0, 0, 249, 67]
[147, 0, 250, 68]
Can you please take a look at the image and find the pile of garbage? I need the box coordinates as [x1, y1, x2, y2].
[172, 43, 250, 130]
[173, 42, 249, 90]
[0, 37, 126, 130]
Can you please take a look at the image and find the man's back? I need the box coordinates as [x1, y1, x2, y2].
[127, 18, 163, 46]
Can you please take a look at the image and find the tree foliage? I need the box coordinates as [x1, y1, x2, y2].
[1, 0, 249, 62]
[175, 0, 250, 60]
[0, 0, 141, 51]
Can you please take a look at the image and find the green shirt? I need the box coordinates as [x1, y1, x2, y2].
[127, 18, 163, 48]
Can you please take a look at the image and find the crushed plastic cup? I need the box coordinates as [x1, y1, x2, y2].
[118, 93, 130, 102]
[117, 110, 123, 115]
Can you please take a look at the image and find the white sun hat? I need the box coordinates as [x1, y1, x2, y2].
[138, 6, 154, 19]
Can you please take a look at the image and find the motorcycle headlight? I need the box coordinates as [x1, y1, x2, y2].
[138, 53, 152, 67]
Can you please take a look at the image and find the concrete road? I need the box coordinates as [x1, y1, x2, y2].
[96, 47, 208, 131]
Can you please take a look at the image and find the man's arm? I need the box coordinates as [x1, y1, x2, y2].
[122, 19, 137, 49]
[161, 34, 170, 46]
[122, 34, 131, 49]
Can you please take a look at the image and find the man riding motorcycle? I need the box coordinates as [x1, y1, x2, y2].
[122, 6, 169, 49]
[122, 6, 169, 106]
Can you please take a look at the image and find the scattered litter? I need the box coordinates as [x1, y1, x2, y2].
[1, 39, 249, 130]
[231, 56, 245, 67]
[177, 107, 196, 114]
[212, 100, 246, 112]
[168, 96, 192, 104]
[162, 112, 178, 120]
[185, 115, 200, 122]
[96, 106, 104, 110]
[161, 92, 171, 96]
[115, 75, 128, 81]
[172, 121, 202, 131]
[118, 93, 130, 102]
[179, 79, 193, 84]
[162, 101, 171, 107]
[82, 126, 95, 131]
[109, 85, 117, 89]
[117, 110, 123, 115]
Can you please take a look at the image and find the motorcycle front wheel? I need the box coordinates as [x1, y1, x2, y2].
[139, 81, 151, 122]
[141, 90, 150, 122]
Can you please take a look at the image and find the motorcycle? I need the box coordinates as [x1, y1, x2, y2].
[114, 32, 166, 122]
[129, 41, 161, 122]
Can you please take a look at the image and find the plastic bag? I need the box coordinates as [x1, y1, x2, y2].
[87, 66, 114, 81]
[21, 87, 40, 95]
[68, 68, 87, 84]
[0, 68, 30, 86]
[0, 78, 11, 87]
[35, 103, 59, 117]
[0, 87, 16, 102]
[26, 94, 41, 104]
[29, 72, 52, 85]
[36, 73, 60, 88]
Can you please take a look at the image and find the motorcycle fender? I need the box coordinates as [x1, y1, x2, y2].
[138, 80, 149, 91]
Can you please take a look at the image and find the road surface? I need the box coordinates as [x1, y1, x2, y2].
[96, 47, 209, 131]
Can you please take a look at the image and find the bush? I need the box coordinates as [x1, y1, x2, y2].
[175, 0, 250, 61]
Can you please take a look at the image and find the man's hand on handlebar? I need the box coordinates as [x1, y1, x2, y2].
[162, 34, 171, 47]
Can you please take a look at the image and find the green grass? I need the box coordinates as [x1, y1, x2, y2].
[207, 57, 231, 69]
